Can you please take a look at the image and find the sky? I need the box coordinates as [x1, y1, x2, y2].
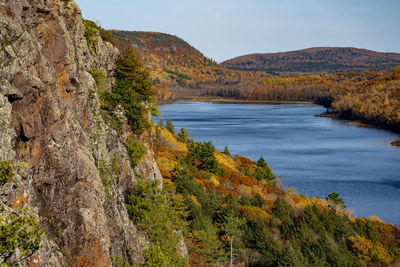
[74, 0, 400, 62]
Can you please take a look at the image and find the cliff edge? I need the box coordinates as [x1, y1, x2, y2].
[0, 0, 162, 265]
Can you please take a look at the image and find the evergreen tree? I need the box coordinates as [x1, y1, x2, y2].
[257, 156, 268, 169]
[193, 223, 225, 264]
[157, 119, 166, 129]
[114, 47, 154, 102]
[223, 145, 231, 156]
[220, 210, 246, 267]
[326, 192, 346, 208]
[166, 119, 175, 135]
[177, 127, 189, 143]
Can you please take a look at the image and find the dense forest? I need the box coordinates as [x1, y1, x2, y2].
[149, 120, 400, 266]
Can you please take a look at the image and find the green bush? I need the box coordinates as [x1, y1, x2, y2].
[0, 161, 14, 186]
[223, 145, 231, 156]
[125, 136, 146, 167]
[114, 47, 154, 103]
[254, 156, 276, 182]
[0, 211, 44, 264]
[83, 19, 115, 51]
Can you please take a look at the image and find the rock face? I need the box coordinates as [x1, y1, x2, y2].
[0, 0, 162, 265]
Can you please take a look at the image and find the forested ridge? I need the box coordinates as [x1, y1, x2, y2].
[221, 47, 400, 74]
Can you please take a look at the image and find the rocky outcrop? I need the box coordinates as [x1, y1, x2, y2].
[0, 0, 162, 265]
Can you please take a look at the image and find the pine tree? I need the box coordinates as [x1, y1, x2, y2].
[223, 145, 231, 156]
[166, 119, 175, 135]
[257, 156, 268, 169]
[220, 210, 246, 267]
[177, 127, 189, 143]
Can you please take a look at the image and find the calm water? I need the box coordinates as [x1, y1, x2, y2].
[157, 102, 400, 224]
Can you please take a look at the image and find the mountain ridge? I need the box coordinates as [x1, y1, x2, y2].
[221, 47, 400, 74]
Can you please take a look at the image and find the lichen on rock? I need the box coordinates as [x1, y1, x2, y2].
[0, 0, 167, 265]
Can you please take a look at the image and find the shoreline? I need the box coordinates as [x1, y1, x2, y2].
[315, 113, 400, 145]
[160, 96, 315, 105]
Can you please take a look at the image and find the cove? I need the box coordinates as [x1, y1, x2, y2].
[157, 102, 400, 224]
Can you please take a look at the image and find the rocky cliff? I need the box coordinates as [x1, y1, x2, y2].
[0, 0, 163, 265]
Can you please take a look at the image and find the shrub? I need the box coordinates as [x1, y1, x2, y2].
[223, 146, 231, 156]
[347, 235, 392, 265]
[0, 211, 44, 264]
[256, 156, 268, 168]
[0, 161, 14, 186]
[83, 19, 114, 51]
[98, 47, 155, 134]
[254, 167, 275, 182]
[89, 69, 106, 91]
[114, 47, 154, 103]
[124, 136, 146, 167]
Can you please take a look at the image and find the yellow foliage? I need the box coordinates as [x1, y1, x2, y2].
[209, 175, 220, 186]
[189, 195, 201, 207]
[347, 235, 392, 265]
[158, 128, 187, 153]
[240, 205, 271, 224]
[215, 152, 236, 171]
[156, 157, 175, 173]
[369, 216, 383, 223]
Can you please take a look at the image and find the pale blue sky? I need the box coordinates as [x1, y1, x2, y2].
[74, 0, 400, 62]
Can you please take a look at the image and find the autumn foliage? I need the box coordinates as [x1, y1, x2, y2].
[152, 121, 400, 266]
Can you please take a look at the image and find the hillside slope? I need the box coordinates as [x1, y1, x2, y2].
[222, 47, 400, 74]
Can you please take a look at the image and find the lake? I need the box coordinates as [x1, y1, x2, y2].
[157, 102, 400, 224]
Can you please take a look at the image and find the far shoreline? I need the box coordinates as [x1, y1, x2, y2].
[159, 96, 315, 105]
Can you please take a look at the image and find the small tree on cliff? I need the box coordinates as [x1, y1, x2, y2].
[114, 46, 154, 103]
[106, 46, 155, 134]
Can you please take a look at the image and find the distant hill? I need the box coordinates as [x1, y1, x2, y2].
[221, 47, 400, 74]
[111, 30, 216, 69]
[110, 30, 223, 100]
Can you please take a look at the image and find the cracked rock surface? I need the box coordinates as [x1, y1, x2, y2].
[0, 0, 163, 265]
